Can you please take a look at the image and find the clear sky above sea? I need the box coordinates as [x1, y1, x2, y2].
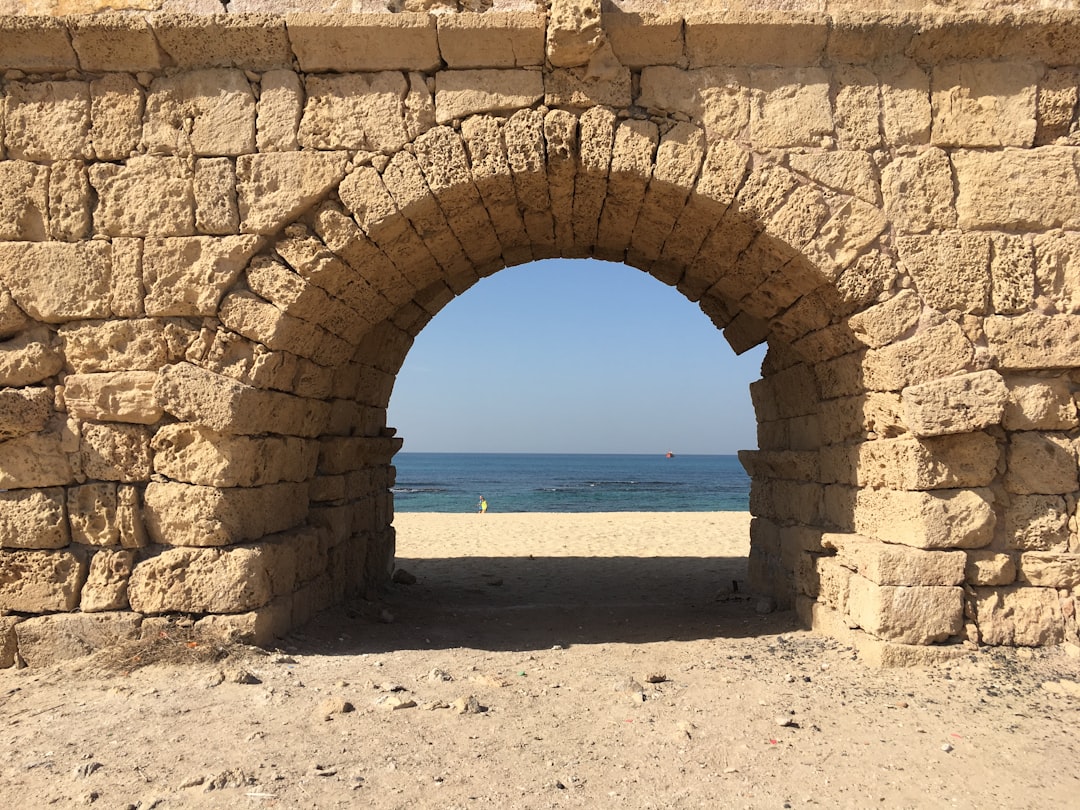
[387, 258, 767, 455]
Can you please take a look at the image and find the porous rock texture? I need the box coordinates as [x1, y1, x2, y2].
[1, 1, 1080, 665]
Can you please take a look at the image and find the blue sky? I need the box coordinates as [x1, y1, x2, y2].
[387, 259, 766, 454]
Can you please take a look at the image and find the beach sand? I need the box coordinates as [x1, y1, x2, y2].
[1, 512, 1078, 808]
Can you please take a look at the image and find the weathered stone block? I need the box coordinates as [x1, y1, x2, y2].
[0, 488, 69, 549]
[438, 11, 545, 69]
[1005, 432, 1078, 495]
[218, 290, 353, 367]
[0, 329, 63, 388]
[545, 67, 632, 110]
[0, 16, 77, 72]
[237, 152, 348, 235]
[847, 290, 921, 350]
[864, 321, 973, 392]
[128, 544, 274, 614]
[13, 611, 139, 666]
[286, 12, 440, 73]
[79, 422, 153, 483]
[0, 161, 48, 241]
[150, 13, 292, 71]
[749, 68, 833, 148]
[117, 485, 148, 550]
[546, 0, 604, 68]
[0, 241, 112, 323]
[299, 72, 420, 153]
[853, 487, 996, 549]
[1017, 553, 1080, 589]
[89, 156, 195, 237]
[826, 533, 966, 586]
[881, 61, 931, 145]
[931, 62, 1037, 148]
[143, 481, 308, 547]
[881, 149, 956, 235]
[965, 550, 1016, 586]
[685, 11, 828, 68]
[194, 158, 240, 235]
[59, 319, 168, 373]
[1003, 494, 1071, 552]
[109, 238, 145, 319]
[435, 70, 545, 124]
[855, 433, 999, 491]
[1004, 375, 1078, 430]
[3, 81, 91, 161]
[1034, 230, 1080, 314]
[256, 69, 302, 153]
[972, 585, 1064, 646]
[0, 548, 86, 611]
[68, 483, 119, 547]
[901, 370, 1009, 438]
[0, 615, 18, 668]
[833, 65, 881, 151]
[142, 235, 263, 317]
[954, 148, 1080, 230]
[68, 15, 165, 73]
[47, 160, 91, 242]
[1036, 67, 1079, 145]
[989, 233, 1035, 315]
[639, 66, 748, 143]
[152, 423, 319, 487]
[63, 371, 163, 425]
[143, 69, 256, 157]
[898, 232, 990, 314]
[847, 574, 963, 644]
[0, 386, 51, 442]
[90, 73, 144, 162]
[0, 431, 73, 489]
[81, 549, 136, 613]
[604, 11, 682, 68]
[986, 312, 1080, 370]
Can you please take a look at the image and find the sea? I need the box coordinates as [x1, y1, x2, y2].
[391, 453, 750, 513]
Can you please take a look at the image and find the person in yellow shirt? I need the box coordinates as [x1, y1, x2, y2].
[478, 495, 488, 514]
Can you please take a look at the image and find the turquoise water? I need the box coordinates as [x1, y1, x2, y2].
[391, 453, 750, 513]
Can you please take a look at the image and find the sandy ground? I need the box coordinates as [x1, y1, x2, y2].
[2, 511, 1079, 809]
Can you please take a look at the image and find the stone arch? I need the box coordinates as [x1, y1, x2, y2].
[2, 8, 1079, 667]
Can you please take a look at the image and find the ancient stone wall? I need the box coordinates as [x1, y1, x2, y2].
[2, 4, 1080, 667]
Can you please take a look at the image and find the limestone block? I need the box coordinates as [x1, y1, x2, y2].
[311, 203, 413, 302]
[142, 235, 262, 317]
[1003, 494, 1071, 552]
[152, 423, 318, 487]
[63, 371, 162, 425]
[47, 160, 91, 242]
[15, 612, 140, 665]
[545, 67, 632, 109]
[59, 319, 168, 373]
[989, 233, 1035, 315]
[68, 483, 119, 547]
[0, 328, 63, 387]
[257, 69, 302, 152]
[1004, 376, 1078, 431]
[1018, 553, 1080, 589]
[192, 597, 292, 646]
[931, 62, 1037, 148]
[847, 290, 921, 350]
[847, 574, 963, 644]
[0, 386, 50, 442]
[985, 312, 1080, 370]
[881, 61, 931, 146]
[898, 232, 990, 314]
[1005, 432, 1078, 495]
[89, 73, 144, 161]
[0, 548, 85, 612]
[855, 432, 999, 491]
[834, 250, 897, 310]
[0, 16, 77, 72]
[117, 485, 148, 549]
[833, 65, 881, 151]
[193, 158, 239, 235]
[864, 321, 973, 392]
[819, 392, 906, 445]
[143, 69, 255, 157]
[90, 156, 195, 237]
[594, 119, 657, 257]
[1034, 231, 1080, 313]
[972, 585, 1064, 646]
[247, 256, 368, 343]
[237, 152, 349, 235]
[0, 432, 73, 489]
[435, 70, 545, 125]
[150, 13, 292, 71]
[155, 362, 331, 438]
[1036, 67, 1079, 145]
[286, 12, 440, 73]
[0, 615, 17, 668]
[749, 68, 833, 149]
[0, 241, 112, 323]
[604, 11, 682, 68]
[109, 238, 144, 319]
[802, 197, 887, 282]
[218, 290, 352, 367]
[638, 66, 749, 142]
[901, 370, 1009, 438]
[318, 436, 402, 475]
[546, 0, 604, 68]
[789, 151, 877, 207]
[438, 11, 544, 68]
[954, 148, 1080, 230]
[852, 487, 996, 549]
[68, 14, 164, 72]
[965, 550, 1016, 586]
[684, 11, 828, 68]
[143, 481, 308, 547]
[0, 161, 48, 241]
[78, 422, 153, 483]
[3, 81, 90, 161]
[826, 533, 966, 586]
[0, 290, 31, 341]
[881, 148, 956, 234]
[0, 488, 69, 549]
[80, 549, 136, 612]
[749, 479, 821, 524]
[299, 72, 414, 153]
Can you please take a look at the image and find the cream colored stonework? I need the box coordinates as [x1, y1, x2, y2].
[1, 6, 1079, 665]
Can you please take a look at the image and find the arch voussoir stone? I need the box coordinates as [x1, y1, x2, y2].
[1, 5, 1079, 668]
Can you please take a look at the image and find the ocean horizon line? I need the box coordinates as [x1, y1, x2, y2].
[396, 450, 746, 457]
